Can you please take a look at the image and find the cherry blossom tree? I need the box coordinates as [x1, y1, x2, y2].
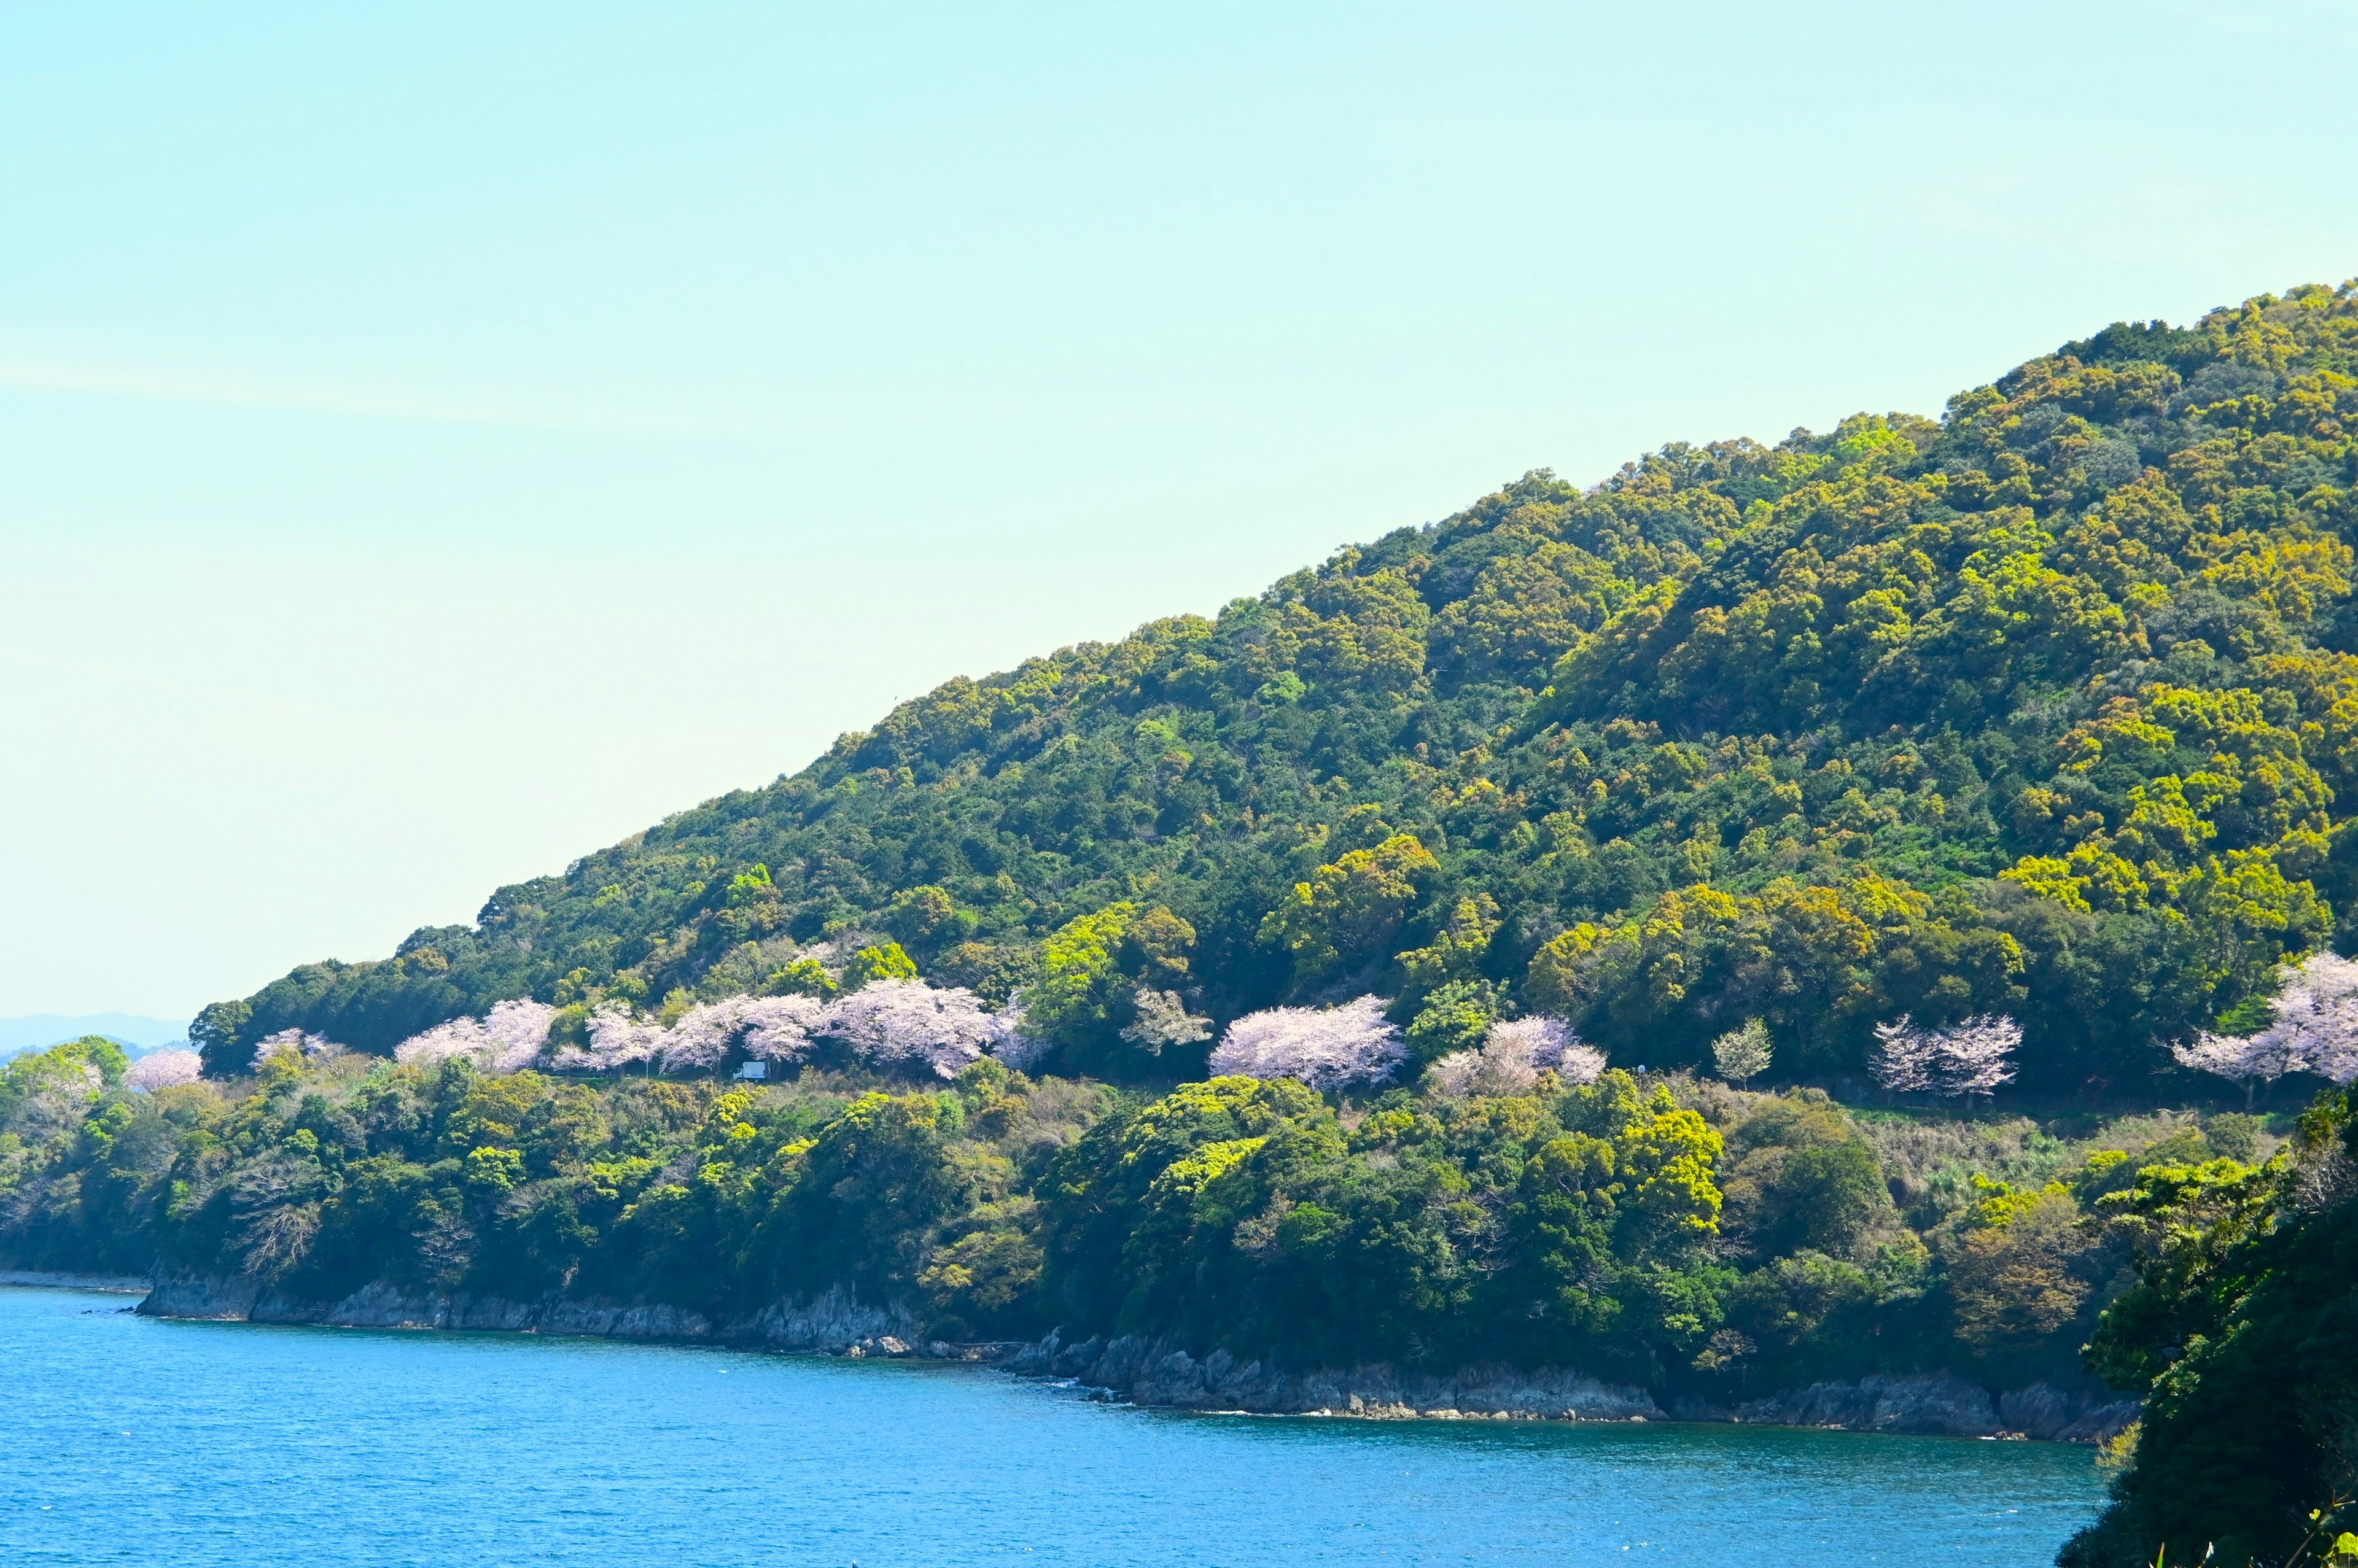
[656, 995, 830, 1073]
[1870, 1014, 2020, 1101]
[2173, 1031, 2302, 1108]
[2173, 950, 2358, 1099]
[819, 979, 1008, 1079]
[737, 996, 831, 1064]
[547, 1004, 667, 1074]
[1937, 1015, 2021, 1100]
[1428, 1015, 1603, 1098]
[395, 1000, 556, 1074]
[126, 1050, 202, 1091]
[1870, 1016, 1938, 1095]
[1207, 995, 1406, 1090]
[254, 1028, 340, 1064]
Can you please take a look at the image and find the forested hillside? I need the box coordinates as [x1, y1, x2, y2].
[200, 283, 2358, 1099]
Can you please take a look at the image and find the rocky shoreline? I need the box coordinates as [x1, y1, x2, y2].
[132, 1272, 996, 1357]
[1013, 1329, 2141, 1442]
[129, 1273, 2138, 1442]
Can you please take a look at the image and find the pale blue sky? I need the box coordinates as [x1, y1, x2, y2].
[4, 1, 2355, 1020]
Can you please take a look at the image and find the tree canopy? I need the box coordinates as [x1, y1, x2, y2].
[198, 282, 2358, 1101]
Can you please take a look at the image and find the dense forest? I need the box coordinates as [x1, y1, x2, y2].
[195, 282, 2358, 1102]
[0, 1033, 2267, 1435]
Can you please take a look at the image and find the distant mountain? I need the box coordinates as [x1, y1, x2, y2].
[0, 1015, 187, 1062]
[199, 283, 2358, 1097]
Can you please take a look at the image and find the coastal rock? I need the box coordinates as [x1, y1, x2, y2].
[1013, 1329, 2138, 1442]
[137, 1275, 911, 1352]
[1015, 1330, 1662, 1421]
[1733, 1372, 1998, 1435]
[2000, 1382, 2143, 1443]
[139, 1273, 263, 1320]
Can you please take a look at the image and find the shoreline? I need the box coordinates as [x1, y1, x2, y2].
[119, 1271, 2138, 1445]
[1, 1269, 153, 1294]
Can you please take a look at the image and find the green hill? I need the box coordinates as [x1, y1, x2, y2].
[199, 282, 2358, 1097]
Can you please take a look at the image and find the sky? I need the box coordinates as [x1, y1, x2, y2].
[3, 0, 2355, 1023]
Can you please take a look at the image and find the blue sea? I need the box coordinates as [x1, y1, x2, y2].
[0, 1285, 2103, 1566]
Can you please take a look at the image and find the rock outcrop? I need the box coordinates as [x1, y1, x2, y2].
[1014, 1329, 2139, 1441]
[1013, 1330, 1662, 1420]
[138, 1273, 914, 1353]
[134, 1276, 2139, 1443]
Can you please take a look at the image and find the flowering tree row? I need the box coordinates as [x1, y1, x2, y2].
[387, 982, 1025, 1081]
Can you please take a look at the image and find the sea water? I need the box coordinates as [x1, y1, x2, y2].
[0, 1286, 2102, 1566]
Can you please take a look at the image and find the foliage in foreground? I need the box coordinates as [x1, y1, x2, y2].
[2061, 1084, 2358, 1567]
[193, 284, 2358, 1103]
[0, 1036, 2280, 1405]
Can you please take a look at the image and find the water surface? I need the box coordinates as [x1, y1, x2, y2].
[0, 1286, 2099, 1566]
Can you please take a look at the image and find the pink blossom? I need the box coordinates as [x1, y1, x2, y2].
[1429, 1015, 1601, 1098]
[656, 995, 828, 1072]
[1488, 1015, 1603, 1083]
[126, 1050, 202, 1091]
[254, 1028, 340, 1064]
[1207, 995, 1406, 1091]
[819, 980, 1007, 1078]
[545, 1004, 667, 1073]
[394, 1000, 556, 1074]
[739, 996, 830, 1063]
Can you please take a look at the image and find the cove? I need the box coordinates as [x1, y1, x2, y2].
[1, 1286, 2102, 1566]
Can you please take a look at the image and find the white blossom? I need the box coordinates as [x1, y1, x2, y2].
[2258, 950, 2358, 1086]
[395, 999, 556, 1074]
[546, 1004, 668, 1074]
[1488, 1015, 1604, 1084]
[126, 1050, 202, 1091]
[1425, 1049, 1482, 1100]
[254, 1028, 340, 1063]
[2171, 1031, 2301, 1095]
[1554, 1041, 1609, 1086]
[1121, 988, 1213, 1054]
[1870, 1014, 2020, 1099]
[1428, 1015, 1599, 1098]
[738, 995, 831, 1063]
[1207, 995, 1406, 1091]
[656, 995, 829, 1073]
[1937, 1015, 2022, 1098]
[1870, 1015, 1938, 1095]
[2175, 950, 2358, 1094]
[819, 979, 1006, 1079]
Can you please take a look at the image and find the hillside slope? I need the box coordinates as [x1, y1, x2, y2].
[200, 282, 2358, 1097]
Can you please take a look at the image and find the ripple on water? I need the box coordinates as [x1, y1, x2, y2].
[0, 1286, 2101, 1567]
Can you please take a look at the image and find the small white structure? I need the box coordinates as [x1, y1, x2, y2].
[734, 1061, 768, 1081]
